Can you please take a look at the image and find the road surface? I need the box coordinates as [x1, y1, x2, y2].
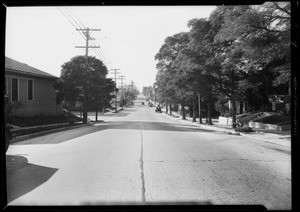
[6, 105, 291, 209]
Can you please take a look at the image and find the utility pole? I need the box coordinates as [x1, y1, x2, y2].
[75, 27, 100, 124]
[110, 69, 120, 113]
[120, 76, 126, 109]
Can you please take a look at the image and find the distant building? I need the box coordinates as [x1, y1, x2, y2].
[134, 94, 147, 105]
[5, 56, 62, 116]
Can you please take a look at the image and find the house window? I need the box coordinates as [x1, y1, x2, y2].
[28, 80, 33, 100]
[12, 78, 18, 101]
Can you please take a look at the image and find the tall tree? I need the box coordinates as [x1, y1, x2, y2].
[185, 18, 220, 125]
[212, 3, 290, 124]
[60, 55, 109, 118]
[123, 81, 139, 106]
[155, 32, 190, 119]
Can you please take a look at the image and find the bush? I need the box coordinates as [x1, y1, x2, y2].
[6, 113, 82, 127]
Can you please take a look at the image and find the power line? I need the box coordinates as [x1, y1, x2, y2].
[68, 7, 111, 67]
[77, 7, 113, 67]
[64, 8, 80, 26]
[57, 6, 113, 69]
[99, 38, 162, 43]
[68, 7, 86, 29]
[93, 39, 110, 62]
[57, 7, 78, 29]
[57, 7, 86, 41]
[91, 39, 110, 65]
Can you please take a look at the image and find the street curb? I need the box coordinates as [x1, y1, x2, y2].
[161, 112, 290, 147]
[10, 123, 91, 143]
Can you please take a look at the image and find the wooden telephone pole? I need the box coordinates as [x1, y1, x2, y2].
[119, 76, 125, 109]
[75, 28, 100, 124]
[110, 69, 121, 113]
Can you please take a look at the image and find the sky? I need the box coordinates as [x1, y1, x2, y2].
[5, 6, 216, 91]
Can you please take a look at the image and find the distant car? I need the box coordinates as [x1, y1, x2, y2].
[155, 106, 162, 113]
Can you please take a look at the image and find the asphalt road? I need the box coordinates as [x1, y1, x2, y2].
[6, 105, 291, 209]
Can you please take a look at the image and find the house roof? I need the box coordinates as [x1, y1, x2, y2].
[5, 56, 58, 80]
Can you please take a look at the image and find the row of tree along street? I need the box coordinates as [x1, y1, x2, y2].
[53, 55, 140, 122]
[154, 3, 291, 128]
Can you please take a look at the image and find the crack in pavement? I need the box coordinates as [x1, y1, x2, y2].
[139, 122, 146, 202]
[150, 158, 290, 163]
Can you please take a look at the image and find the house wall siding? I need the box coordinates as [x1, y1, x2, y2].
[5, 73, 62, 117]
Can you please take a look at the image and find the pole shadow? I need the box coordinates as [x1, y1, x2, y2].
[6, 155, 58, 204]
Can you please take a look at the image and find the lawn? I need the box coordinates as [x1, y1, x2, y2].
[6, 112, 83, 127]
[12, 124, 80, 137]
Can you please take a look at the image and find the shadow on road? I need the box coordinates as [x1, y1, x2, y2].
[12, 121, 217, 145]
[6, 155, 58, 203]
[80, 200, 213, 206]
[96, 121, 218, 133]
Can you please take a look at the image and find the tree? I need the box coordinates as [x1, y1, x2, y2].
[154, 3, 291, 128]
[53, 78, 65, 105]
[60, 55, 109, 121]
[142, 86, 155, 101]
[211, 3, 290, 125]
[88, 78, 115, 121]
[155, 32, 190, 119]
[154, 70, 177, 114]
[184, 18, 220, 125]
[123, 81, 139, 106]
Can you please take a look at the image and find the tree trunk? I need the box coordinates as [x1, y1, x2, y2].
[231, 98, 237, 128]
[207, 94, 212, 125]
[166, 103, 168, 114]
[181, 100, 186, 120]
[230, 70, 237, 128]
[95, 103, 98, 122]
[198, 93, 202, 124]
[192, 92, 196, 122]
[169, 104, 172, 115]
[189, 105, 193, 118]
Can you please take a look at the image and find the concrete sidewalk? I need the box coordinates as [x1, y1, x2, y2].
[162, 110, 291, 148]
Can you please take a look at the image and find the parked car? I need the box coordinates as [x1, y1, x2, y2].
[148, 102, 154, 107]
[155, 106, 162, 113]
